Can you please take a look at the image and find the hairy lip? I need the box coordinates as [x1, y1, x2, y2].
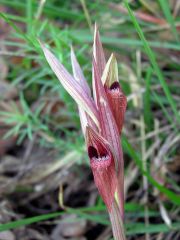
[90, 155, 111, 169]
[88, 145, 110, 161]
[88, 143, 112, 170]
[92, 155, 109, 161]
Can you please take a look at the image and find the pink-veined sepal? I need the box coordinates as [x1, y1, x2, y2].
[102, 54, 127, 134]
[40, 42, 99, 128]
[86, 126, 117, 211]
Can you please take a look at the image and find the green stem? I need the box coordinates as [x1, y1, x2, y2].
[109, 200, 126, 240]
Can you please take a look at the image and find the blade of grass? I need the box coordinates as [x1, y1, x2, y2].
[0, 0, 81, 20]
[1, 208, 180, 235]
[152, 92, 177, 129]
[71, 31, 180, 50]
[124, 0, 180, 124]
[35, 0, 46, 20]
[2, 13, 27, 22]
[158, 0, 179, 43]
[122, 135, 180, 205]
[0, 212, 63, 232]
[0, 205, 109, 232]
[126, 222, 180, 235]
[143, 67, 153, 131]
[0, 12, 37, 49]
[80, 0, 93, 32]
[26, 0, 33, 34]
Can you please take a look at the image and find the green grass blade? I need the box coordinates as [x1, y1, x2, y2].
[126, 222, 180, 235]
[1, 209, 179, 234]
[143, 67, 153, 131]
[122, 136, 180, 205]
[124, 0, 180, 124]
[71, 31, 180, 50]
[0, 12, 36, 48]
[158, 0, 179, 43]
[80, 0, 93, 31]
[153, 92, 177, 128]
[0, 212, 62, 232]
[26, 0, 33, 34]
[0, 0, 82, 20]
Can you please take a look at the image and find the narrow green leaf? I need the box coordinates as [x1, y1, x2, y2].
[0, 212, 62, 232]
[158, 0, 179, 43]
[122, 136, 180, 205]
[0, 0, 81, 20]
[143, 67, 153, 131]
[0, 12, 37, 49]
[126, 222, 180, 235]
[26, 0, 33, 34]
[124, 0, 180, 124]
[153, 92, 177, 128]
[1, 208, 180, 235]
[71, 32, 180, 51]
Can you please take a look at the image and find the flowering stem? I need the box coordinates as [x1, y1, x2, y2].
[109, 200, 126, 240]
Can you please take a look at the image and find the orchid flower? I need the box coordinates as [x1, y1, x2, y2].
[40, 24, 127, 240]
